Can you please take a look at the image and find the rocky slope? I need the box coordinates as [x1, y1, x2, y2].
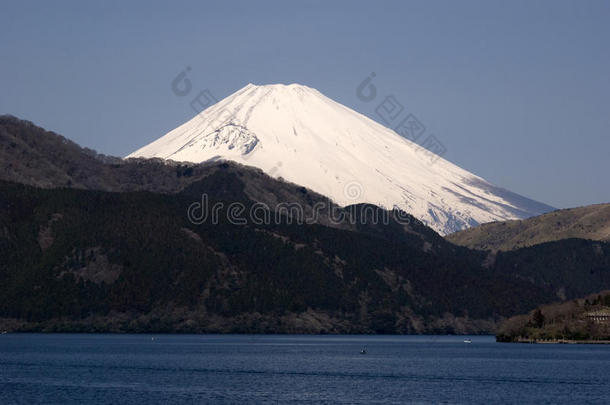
[447, 204, 610, 251]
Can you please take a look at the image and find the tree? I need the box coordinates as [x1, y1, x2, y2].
[531, 309, 545, 328]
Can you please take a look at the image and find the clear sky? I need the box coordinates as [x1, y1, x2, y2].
[1, 0, 608, 208]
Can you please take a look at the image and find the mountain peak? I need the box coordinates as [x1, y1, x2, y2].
[243, 82, 314, 90]
[127, 84, 554, 234]
[232, 82, 323, 105]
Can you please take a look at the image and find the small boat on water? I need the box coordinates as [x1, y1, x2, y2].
[360, 348, 367, 354]
[463, 338, 472, 344]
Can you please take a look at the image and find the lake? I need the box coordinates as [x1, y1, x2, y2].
[1, 334, 609, 404]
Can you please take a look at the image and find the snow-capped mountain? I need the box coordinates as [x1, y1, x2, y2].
[127, 83, 554, 234]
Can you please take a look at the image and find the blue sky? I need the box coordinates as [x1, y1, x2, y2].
[1, 0, 608, 208]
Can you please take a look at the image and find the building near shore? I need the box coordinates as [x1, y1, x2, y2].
[586, 309, 610, 324]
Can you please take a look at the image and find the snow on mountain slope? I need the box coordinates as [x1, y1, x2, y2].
[127, 83, 554, 235]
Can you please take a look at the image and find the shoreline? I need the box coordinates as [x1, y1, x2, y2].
[498, 337, 610, 344]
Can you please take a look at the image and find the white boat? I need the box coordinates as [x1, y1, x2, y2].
[463, 338, 472, 343]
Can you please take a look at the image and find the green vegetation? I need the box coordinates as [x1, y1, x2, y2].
[497, 291, 610, 342]
[1, 173, 610, 334]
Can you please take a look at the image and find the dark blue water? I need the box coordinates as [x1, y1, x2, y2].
[1, 334, 609, 404]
